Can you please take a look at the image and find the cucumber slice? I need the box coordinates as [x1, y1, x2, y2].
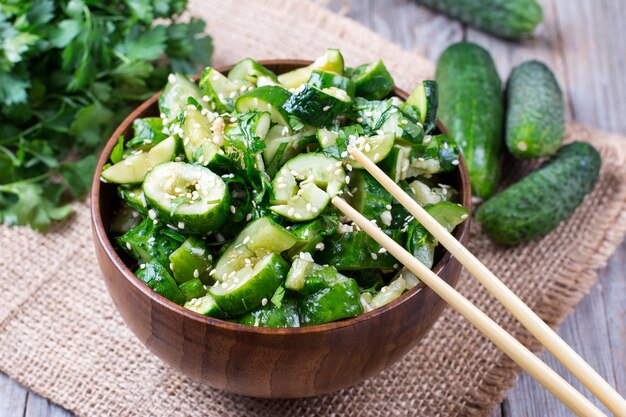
[380, 108, 425, 145]
[282, 84, 351, 127]
[270, 153, 346, 221]
[136, 261, 185, 305]
[159, 73, 206, 123]
[118, 186, 149, 215]
[235, 86, 293, 126]
[181, 107, 224, 167]
[110, 203, 142, 234]
[143, 162, 230, 234]
[179, 278, 207, 301]
[317, 229, 403, 270]
[406, 134, 460, 177]
[209, 252, 288, 315]
[184, 294, 224, 318]
[117, 218, 182, 270]
[316, 128, 339, 148]
[228, 58, 279, 85]
[262, 125, 317, 169]
[350, 60, 394, 100]
[405, 80, 438, 133]
[278, 48, 345, 89]
[409, 179, 443, 206]
[350, 132, 395, 168]
[212, 217, 297, 282]
[307, 70, 355, 97]
[377, 144, 412, 183]
[368, 277, 406, 310]
[285, 255, 315, 291]
[101, 136, 177, 185]
[427, 201, 470, 232]
[286, 216, 338, 258]
[168, 236, 213, 284]
[298, 270, 363, 326]
[199, 67, 246, 113]
[238, 298, 300, 328]
[349, 170, 394, 223]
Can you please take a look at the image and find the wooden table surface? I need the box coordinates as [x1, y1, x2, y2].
[1, 0, 625, 416]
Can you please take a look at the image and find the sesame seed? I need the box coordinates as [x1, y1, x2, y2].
[246, 213, 253, 221]
[322, 105, 331, 112]
[385, 204, 392, 210]
[315, 242, 325, 251]
[148, 209, 157, 220]
[370, 253, 378, 260]
[140, 263, 146, 269]
[346, 164, 353, 171]
[340, 151, 348, 158]
[261, 298, 268, 306]
[230, 205, 236, 214]
[193, 269, 199, 278]
[452, 159, 459, 166]
[178, 222, 185, 229]
[287, 207, 295, 216]
[378, 247, 387, 254]
[334, 168, 343, 176]
[242, 236, 251, 245]
[345, 176, 351, 184]
[229, 117, 237, 123]
[126, 242, 132, 250]
[294, 213, 303, 219]
[277, 183, 287, 189]
[356, 117, 364, 123]
[460, 213, 469, 220]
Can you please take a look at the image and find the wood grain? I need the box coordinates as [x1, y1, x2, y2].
[3, 0, 625, 415]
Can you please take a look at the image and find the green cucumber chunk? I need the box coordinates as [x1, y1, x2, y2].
[278, 48, 345, 89]
[136, 261, 185, 305]
[349, 170, 393, 223]
[117, 218, 182, 270]
[262, 124, 317, 172]
[378, 144, 412, 183]
[285, 256, 315, 291]
[209, 252, 288, 315]
[350, 60, 394, 100]
[212, 217, 297, 282]
[168, 236, 213, 285]
[235, 86, 293, 126]
[282, 84, 351, 127]
[505, 60, 564, 158]
[298, 268, 363, 326]
[179, 278, 207, 301]
[110, 203, 142, 234]
[286, 216, 338, 258]
[405, 80, 438, 134]
[405, 134, 460, 177]
[181, 107, 224, 167]
[101, 136, 177, 185]
[307, 70, 355, 97]
[228, 58, 279, 86]
[350, 132, 395, 168]
[184, 294, 224, 318]
[199, 67, 246, 113]
[238, 298, 300, 328]
[143, 162, 230, 234]
[159, 73, 206, 123]
[365, 276, 407, 311]
[317, 230, 403, 270]
[380, 108, 425, 145]
[118, 186, 149, 215]
[270, 153, 346, 221]
[476, 142, 600, 245]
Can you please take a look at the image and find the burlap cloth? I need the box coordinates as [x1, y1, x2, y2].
[1, 1, 625, 416]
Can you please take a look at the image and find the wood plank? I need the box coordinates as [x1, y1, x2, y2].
[504, 275, 618, 416]
[0, 373, 27, 417]
[551, 0, 626, 133]
[325, 0, 464, 63]
[24, 391, 73, 417]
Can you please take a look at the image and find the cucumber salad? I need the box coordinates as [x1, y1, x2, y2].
[102, 49, 469, 328]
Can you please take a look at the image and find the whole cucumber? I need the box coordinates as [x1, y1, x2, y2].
[505, 60, 565, 158]
[417, 0, 543, 40]
[436, 42, 504, 199]
[476, 142, 601, 245]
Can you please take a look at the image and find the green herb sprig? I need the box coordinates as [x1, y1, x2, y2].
[0, 0, 213, 231]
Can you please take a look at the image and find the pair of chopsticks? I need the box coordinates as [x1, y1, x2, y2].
[332, 147, 626, 417]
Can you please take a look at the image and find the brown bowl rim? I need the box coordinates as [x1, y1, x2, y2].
[90, 59, 472, 336]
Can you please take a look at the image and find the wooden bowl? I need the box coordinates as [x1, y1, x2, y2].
[90, 60, 472, 398]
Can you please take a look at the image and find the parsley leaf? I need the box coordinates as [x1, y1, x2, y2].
[270, 286, 286, 308]
[0, 0, 213, 231]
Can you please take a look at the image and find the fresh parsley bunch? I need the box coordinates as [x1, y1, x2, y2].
[0, 0, 212, 231]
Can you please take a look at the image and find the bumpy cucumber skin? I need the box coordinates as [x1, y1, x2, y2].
[476, 142, 601, 245]
[299, 278, 363, 326]
[117, 218, 181, 271]
[136, 261, 186, 305]
[505, 61, 564, 158]
[417, 0, 542, 40]
[238, 298, 300, 328]
[436, 42, 504, 199]
[282, 84, 350, 127]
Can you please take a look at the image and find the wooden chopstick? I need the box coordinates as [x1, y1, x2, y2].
[332, 197, 606, 417]
[346, 146, 626, 417]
